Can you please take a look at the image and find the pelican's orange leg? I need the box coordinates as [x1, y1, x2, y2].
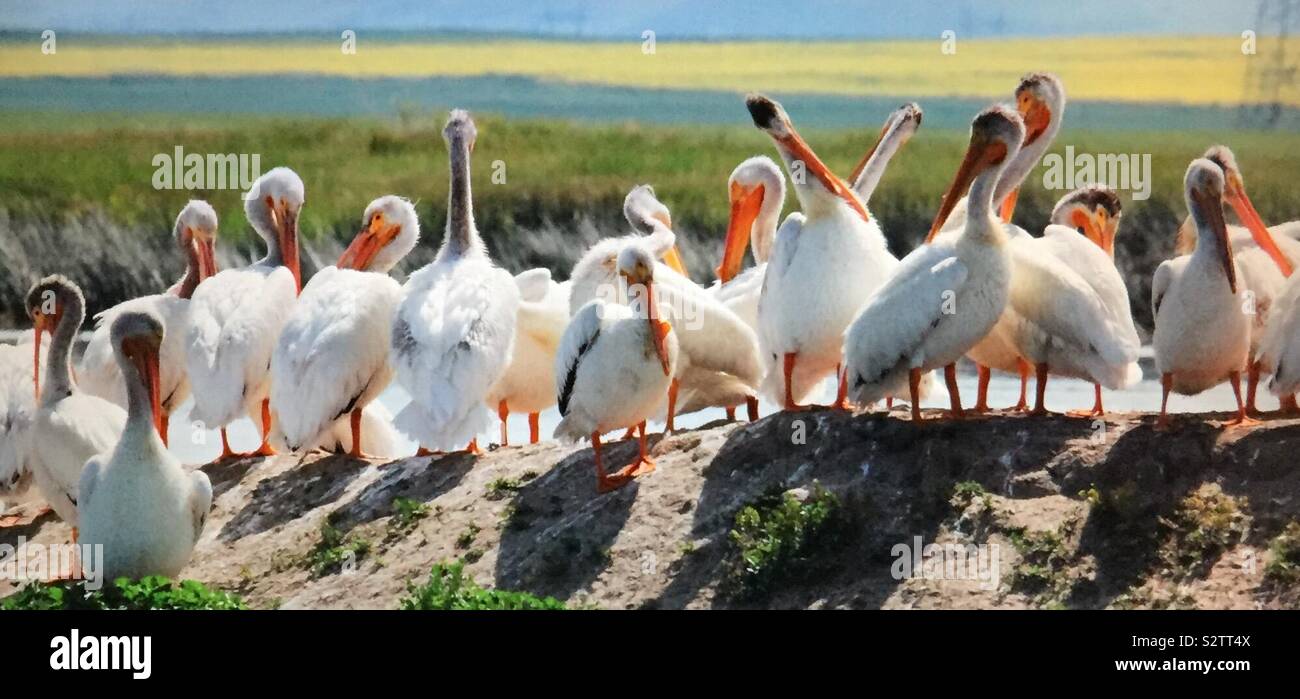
[1226, 370, 1259, 428]
[416, 447, 435, 457]
[833, 363, 852, 411]
[497, 399, 510, 447]
[620, 421, 656, 478]
[972, 364, 992, 413]
[1246, 361, 1263, 417]
[593, 432, 631, 494]
[1029, 363, 1054, 416]
[250, 399, 277, 456]
[348, 408, 364, 458]
[528, 412, 540, 444]
[465, 438, 482, 456]
[665, 379, 680, 432]
[726, 406, 737, 421]
[782, 352, 811, 412]
[1068, 383, 1106, 418]
[1281, 395, 1300, 416]
[943, 364, 964, 419]
[908, 368, 924, 422]
[746, 396, 760, 422]
[220, 427, 237, 459]
[1011, 358, 1031, 412]
[1156, 372, 1173, 430]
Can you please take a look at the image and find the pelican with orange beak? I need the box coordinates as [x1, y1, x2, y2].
[77, 310, 213, 580]
[1152, 159, 1252, 428]
[271, 195, 418, 458]
[26, 276, 127, 541]
[555, 243, 679, 493]
[1175, 145, 1297, 414]
[186, 167, 304, 459]
[79, 200, 220, 445]
[842, 105, 1025, 419]
[747, 94, 897, 411]
[848, 102, 924, 203]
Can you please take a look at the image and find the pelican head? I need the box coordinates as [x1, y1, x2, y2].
[338, 195, 421, 273]
[1015, 72, 1065, 147]
[1185, 158, 1237, 294]
[850, 102, 924, 185]
[1050, 185, 1122, 257]
[443, 109, 477, 152]
[25, 275, 85, 401]
[245, 166, 305, 292]
[1203, 144, 1292, 277]
[745, 93, 870, 223]
[110, 310, 166, 437]
[623, 185, 687, 275]
[175, 200, 219, 284]
[718, 156, 786, 283]
[927, 105, 1025, 242]
[618, 244, 672, 376]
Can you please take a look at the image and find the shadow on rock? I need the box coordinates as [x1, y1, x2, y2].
[328, 452, 475, 531]
[219, 454, 367, 543]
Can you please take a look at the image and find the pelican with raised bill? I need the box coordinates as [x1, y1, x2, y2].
[271, 195, 419, 458]
[746, 94, 899, 411]
[390, 110, 519, 455]
[842, 105, 1026, 420]
[185, 167, 304, 459]
[1152, 159, 1252, 428]
[77, 310, 213, 580]
[555, 243, 680, 493]
[847, 102, 924, 204]
[78, 200, 219, 445]
[1175, 145, 1297, 414]
[486, 268, 570, 446]
[27, 277, 128, 541]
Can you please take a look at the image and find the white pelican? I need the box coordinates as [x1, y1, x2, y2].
[842, 106, 1025, 419]
[78, 200, 219, 445]
[485, 268, 570, 445]
[390, 110, 519, 454]
[746, 94, 896, 411]
[1008, 186, 1142, 416]
[1175, 145, 1296, 413]
[186, 167, 303, 458]
[271, 195, 418, 457]
[710, 156, 787, 334]
[569, 186, 762, 430]
[27, 277, 127, 538]
[555, 243, 679, 493]
[1152, 159, 1252, 428]
[0, 331, 43, 515]
[78, 310, 213, 580]
[847, 102, 924, 203]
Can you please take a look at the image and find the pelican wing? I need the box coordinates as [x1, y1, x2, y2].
[270, 267, 400, 449]
[0, 342, 40, 495]
[76, 454, 105, 515]
[391, 259, 519, 449]
[555, 299, 613, 415]
[185, 265, 297, 426]
[513, 268, 553, 302]
[189, 470, 213, 544]
[80, 294, 193, 411]
[1152, 258, 1179, 320]
[844, 243, 968, 398]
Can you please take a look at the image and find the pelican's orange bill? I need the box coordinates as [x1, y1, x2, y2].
[927, 138, 1009, 243]
[1228, 188, 1293, 278]
[717, 182, 764, 284]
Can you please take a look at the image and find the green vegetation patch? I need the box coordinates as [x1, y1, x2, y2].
[2, 576, 245, 610]
[1157, 484, 1249, 580]
[724, 483, 842, 599]
[303, 522, 372, 578]
[1264, 521, 1300, 586]
[399, 560, 565, 611]
[386, 497, 431, 540]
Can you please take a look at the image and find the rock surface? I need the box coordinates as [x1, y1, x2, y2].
[4, 409, 1300, 609]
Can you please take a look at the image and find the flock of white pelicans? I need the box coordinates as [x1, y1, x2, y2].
[4, 72, 1300, 581]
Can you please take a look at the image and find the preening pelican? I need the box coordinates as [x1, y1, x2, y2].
[78, 310, 213, 580]
[271, 195, 418, 457]
[485, 268, 570, 445]
[842, 105, 1025, 419]
[1175, 145, 1296, 413]
[78, 200, 219, 445]
[27, 277, 127, 537]
[0, 331, 44, 513]
[710, 156, 787, 333]
[746, 94, 897, 410]
[1152, 159, 1252, 427]
[390, 110, 519, 454]
[186, 167, 303, 458]
[555, 243, 680, 493]
[569, 186, 762, 429]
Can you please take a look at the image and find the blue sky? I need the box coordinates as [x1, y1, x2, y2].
[0, 0, 1270, 39]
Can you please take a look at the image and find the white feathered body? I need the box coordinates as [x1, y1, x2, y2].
[30, 393, 126, 525]
[78, 422, 211, 579]
[485, 271, 570, 415]
[185, 263, 298, 428]
[270, 266, 400, 451]
[1152, 251, 1250, 395]
[391, 252, 519, 450]
[554, 300, 680, 440]
[79, 294, 193, 414]
[0, 334, 42, 500]
[758, 209, 897, 403]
